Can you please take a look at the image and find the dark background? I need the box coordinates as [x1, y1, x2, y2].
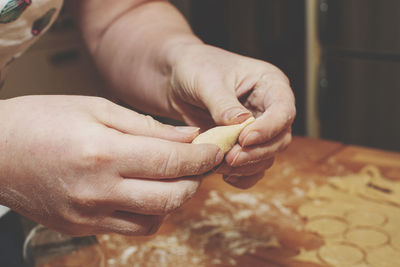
[186, 0, 306, 136]
[176, 0, 400, 152]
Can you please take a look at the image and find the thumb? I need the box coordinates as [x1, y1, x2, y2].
[200, 84, 252, 126]
[94, 99, 199, 142]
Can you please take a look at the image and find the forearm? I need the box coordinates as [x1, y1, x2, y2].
[70, 0, 202, 118]
[0, 99, 6, 191]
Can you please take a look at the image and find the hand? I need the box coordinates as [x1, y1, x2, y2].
[168, 44, 295, 189]
[0, 95, 222, 236]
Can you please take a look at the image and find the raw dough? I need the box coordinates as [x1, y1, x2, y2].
[367, 247, 400, 267]
[392, 234, 400, 251]
[344, 228, 388, 248]
[192, 117, 255, 153]
[318, 243, 364, 266]
[345, 211, 386, 227]
[305, 217, 347, 237]
[295, 166, 400, 267]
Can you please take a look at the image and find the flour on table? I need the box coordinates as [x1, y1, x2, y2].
[104, 189, 284, 267]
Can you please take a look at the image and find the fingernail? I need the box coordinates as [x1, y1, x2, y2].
[230, 150, 242, 166]
[231, 152, 249, 167]
[175, 126, 200, 134]
[224, 108, 251, 124]
[225, 144, 241, 165]
[215, 150, 224, 164]
[223, 175, 240, 184]
[243, 131, 260, 147]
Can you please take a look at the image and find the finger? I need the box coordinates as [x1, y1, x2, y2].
[94, 98, 200, 142]
[197, 76, 252, 125]
[170, 96, 215, 129]
[226, 127, 292, 167]
[100, 211, 164, 236]
[216, 157, 274, 177]
[105, 178, 201, 215]
[223, 171, 266, 189]
[108, 133, 223, 178]
[239, 82, 296, 147]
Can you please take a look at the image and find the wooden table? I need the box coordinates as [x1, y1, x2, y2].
[46, 137, 400, 266]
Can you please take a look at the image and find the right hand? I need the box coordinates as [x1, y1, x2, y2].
[0, 95, 222, 236]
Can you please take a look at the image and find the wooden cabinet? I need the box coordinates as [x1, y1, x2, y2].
[317, 0, 400, 152]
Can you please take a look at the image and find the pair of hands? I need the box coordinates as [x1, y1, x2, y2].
[169, 44, 295, 187]
[0, 44, 295, 236]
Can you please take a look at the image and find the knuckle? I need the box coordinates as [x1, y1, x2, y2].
[120, 216, 163, 236]
[143, 114, 162, 131]
[158, 148, 181, 177]
[275, 104, 296, 130]
[93, 96, 112, 110]
[260, 64, 290, 85]
[286, 132, 293, 145]
[69, 190, 96, 210]
[185, 147, 216, 174]
[279, 133, 292, 152]
[145, 217, 163, 236]
[93, 97, 117, 125]
[158, 146, 216, 178]
[159, 189, 180, 214]
[65, 189, 100, 223]
[184, 161, 212, 176]
[78, 141, 111, 169]
[276, 99, 296, 122]
[273, 68, 290, 84]
[56, 213, 91, 236]
[287, 105, 297, 122]
[159, 181, 199, 214]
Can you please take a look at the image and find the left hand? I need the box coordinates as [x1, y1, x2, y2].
[168, 43, 296, 189]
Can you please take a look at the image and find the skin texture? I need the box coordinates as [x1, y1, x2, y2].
[0, 0, 296, 236]
[0, 96, 222, 235]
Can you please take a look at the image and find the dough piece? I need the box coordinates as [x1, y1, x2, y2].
[344, 228, 388, 248]
[295, 166, 400, 267]
[367, 247, 400, 267]
[305, 217, 347, 237]
[345, 211, 386, 227]
[392, 234, 400, 251]
[318, 243, 364, 266]
[192, 117, 255, 153]
[298, 200, 346, 218]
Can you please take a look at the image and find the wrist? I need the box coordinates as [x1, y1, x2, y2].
[159, 36, 204, 119]
[81, 0, 204, 119]
[161, 35, 203, 71]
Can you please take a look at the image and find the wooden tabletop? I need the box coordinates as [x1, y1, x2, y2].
[43, 137, 400, 267]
